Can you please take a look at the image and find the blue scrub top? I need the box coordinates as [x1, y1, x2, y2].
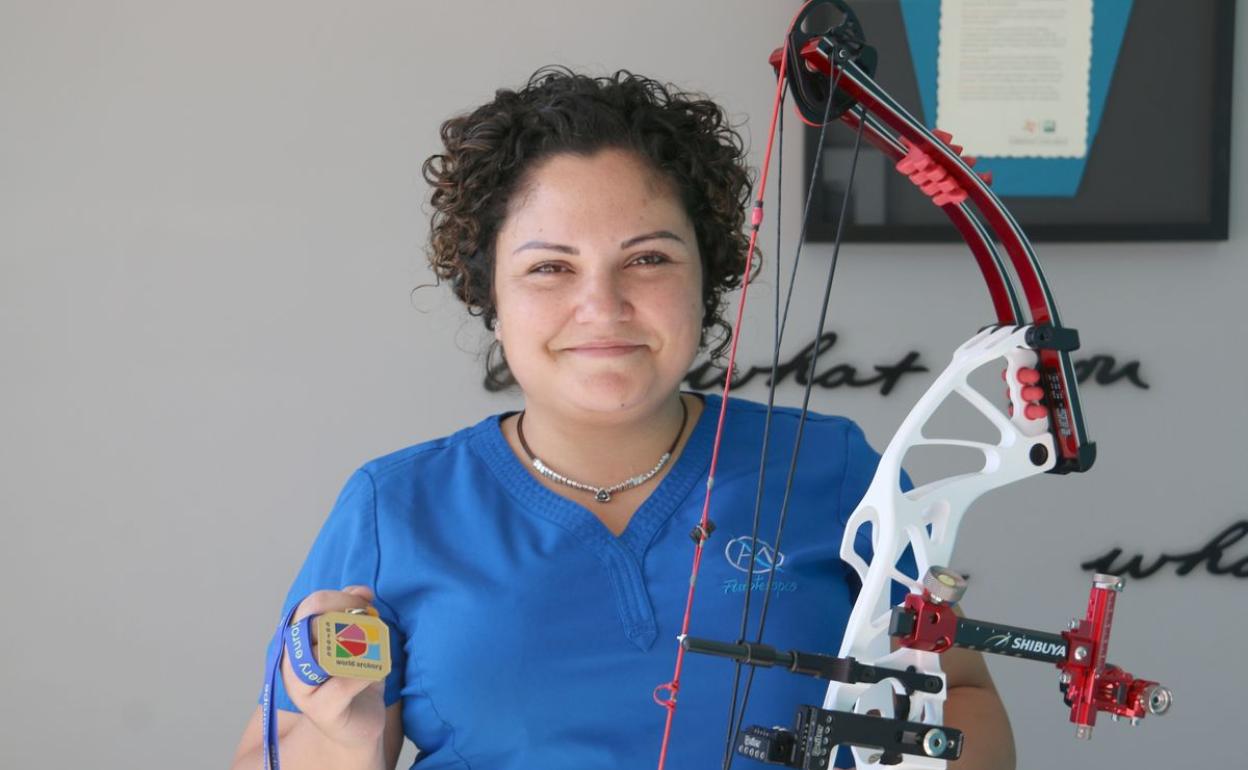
[260, 394, 908, 769]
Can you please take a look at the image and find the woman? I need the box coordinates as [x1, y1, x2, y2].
[230, 68, 1015, 770]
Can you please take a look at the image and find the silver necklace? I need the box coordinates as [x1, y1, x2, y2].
[515, 399, 688, 503]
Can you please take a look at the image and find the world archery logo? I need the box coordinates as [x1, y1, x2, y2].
[334, 622, 383, 662]
[725, 536, 786, 574]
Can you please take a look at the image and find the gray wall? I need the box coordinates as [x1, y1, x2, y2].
[1, 1, 1242, 768]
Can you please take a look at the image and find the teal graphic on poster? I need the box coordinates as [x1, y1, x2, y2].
[898, 0, 1133, 197]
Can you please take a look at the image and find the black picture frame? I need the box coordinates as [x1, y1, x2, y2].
[805, 0, 1235, 242]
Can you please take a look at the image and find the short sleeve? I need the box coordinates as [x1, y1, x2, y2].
[837, 422, 919, 608]
[257, 468, 407, 713]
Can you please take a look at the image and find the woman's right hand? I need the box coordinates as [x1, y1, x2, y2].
[281, 585, 389, 751]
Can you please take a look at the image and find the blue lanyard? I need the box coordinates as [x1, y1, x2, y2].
[261, 606, 333, 769]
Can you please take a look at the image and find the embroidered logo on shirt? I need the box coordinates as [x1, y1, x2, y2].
[722, 536, 798, 595]
[724, 536, 786, 574]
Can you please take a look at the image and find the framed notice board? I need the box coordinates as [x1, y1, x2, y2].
[807, 0, 1235, 242]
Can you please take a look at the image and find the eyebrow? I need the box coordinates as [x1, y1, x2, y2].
[512, 230, 686, 255]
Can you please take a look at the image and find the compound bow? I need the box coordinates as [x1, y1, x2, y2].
[655, 2, 1169, 768]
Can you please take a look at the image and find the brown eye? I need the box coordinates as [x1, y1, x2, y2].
[630, 252, 669, 266]
[530, 262, 569, 274]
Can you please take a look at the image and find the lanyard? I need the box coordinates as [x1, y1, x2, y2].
[260, 606, 332, 770]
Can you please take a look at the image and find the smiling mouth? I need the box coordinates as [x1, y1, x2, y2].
[564, 343, 645, 357]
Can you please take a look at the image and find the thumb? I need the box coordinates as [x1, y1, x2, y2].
[342, 584, 374, 601]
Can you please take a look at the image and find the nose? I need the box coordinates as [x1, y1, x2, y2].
[573, 265, 632, 324]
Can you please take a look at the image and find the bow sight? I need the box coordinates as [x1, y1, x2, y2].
[891, 568, 1173, 737]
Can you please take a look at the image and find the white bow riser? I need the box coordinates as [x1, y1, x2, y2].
[823, 325, 1056, 769]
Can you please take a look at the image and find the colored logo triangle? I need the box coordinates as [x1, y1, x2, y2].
[336, 640, 368, 658]
[335, 623, 367, 643]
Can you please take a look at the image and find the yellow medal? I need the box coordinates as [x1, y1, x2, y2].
[312, 608, 392, 681]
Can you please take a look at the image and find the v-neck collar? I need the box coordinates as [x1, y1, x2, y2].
[470, 393, 719, 649]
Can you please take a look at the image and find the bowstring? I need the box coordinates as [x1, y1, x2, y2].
[722, 89, 870, 770]
[718, 58, 848, 769]
[654, 47, 792, 770]
[715, 86, 788, 770]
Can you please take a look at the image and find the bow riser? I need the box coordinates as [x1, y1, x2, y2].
[823, 326, 1055, 768]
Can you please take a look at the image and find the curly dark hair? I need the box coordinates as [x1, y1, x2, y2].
[421, 66, 754, 390]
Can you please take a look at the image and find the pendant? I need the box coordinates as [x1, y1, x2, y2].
[596, 489, 612, 503]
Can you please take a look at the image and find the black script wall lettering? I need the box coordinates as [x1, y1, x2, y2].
[489, 332, 1147, 394]
[1081, 521, 1248, 579]
[1073, 355, 1150, 390]
[683, 333, 928, 396]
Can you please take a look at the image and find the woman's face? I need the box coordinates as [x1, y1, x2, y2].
[492, 148, 705, 420]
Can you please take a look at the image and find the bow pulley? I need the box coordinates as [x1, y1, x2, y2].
[777, 0, 877, 125]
